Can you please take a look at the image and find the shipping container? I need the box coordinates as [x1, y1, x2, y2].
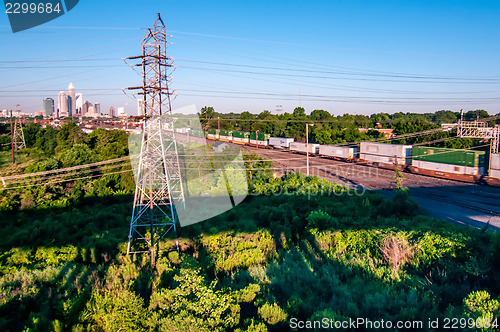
[319, 145, 358, 160]
[249, 139, 269, 146]
[207, 129, 218, 135]
[249, 132, 271, 141]
[269, 137, 294, 148]
[219, 129, 232, 136]
[491, 153, 500, 170]
[412, 146, 485, 168]
[189, 130, 204, 137]
[232, 131, 250, 138]
[232, 137, 249, 144]
[360, 142, 412, 165]
[490, 169, 500, 179]
[207, 133, 219, 140]
[290, 142, 320, 154]
[411, 160, 482, 175]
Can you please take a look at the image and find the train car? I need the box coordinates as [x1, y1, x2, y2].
[232, 131, 250, 144]
[409, 146, 486, 182]
[290, 142, 320, 155]
[269, 137, 294, 149]
[188, 129, 204, 138]
[359, 142, 412, 169]
[219, 129, 233, 142]
[249, 132, 270, 147]
[490, 153, 500, 178]
[319, 145, 358, 161]
[206, 129, 219, 140]
[175, 127, 190, 134]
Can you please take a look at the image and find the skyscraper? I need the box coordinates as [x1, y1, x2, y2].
[109, 107, 115, 118]
[43, 98, 54, 117]
[67, 95, 73, 117]
[137, 99, 145, 116]
[68, 83, 76, 116]
[75, 93, 83, 115]
[117, 107, 125, 117]
[58, 91, 68, 117]
[83, 101, 91, 116]
[95, 102, 101, 116]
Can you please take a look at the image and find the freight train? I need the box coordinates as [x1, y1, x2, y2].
[186, 128, 500, 186]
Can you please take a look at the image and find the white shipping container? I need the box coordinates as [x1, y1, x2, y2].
[219, 135, 233, 141]
[207, 134, 219, 139]
[412, 160, 479, 175]
[319, 145, 357, 159]
[490, 169, 500, 179]
[232, 137, 249, 144]
[360, 142, 412, 165]
[491, 153, 500, 170]
[269, 137, 294, 148]
[290, 142, 320, 154]
[249, 139, 269, 146]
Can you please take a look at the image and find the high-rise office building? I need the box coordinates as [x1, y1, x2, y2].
[137, 99, 145, 116]
[82, 101, 91, 117]
[43, 98, 54, 117]
[75, 93, 83, 115]
[95, 102, 101, 116]
[117, 107, 125, 117]
[68, 83, 76, 116]
[67, 95, 73, 117]
[109, 107, 115, 118]
[58, 91, 68, 117]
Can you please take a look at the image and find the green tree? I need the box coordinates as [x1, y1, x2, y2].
[56, 122, 84, 149]
[199, 106, 216, 131]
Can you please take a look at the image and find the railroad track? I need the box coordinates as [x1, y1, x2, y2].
[241, 145, 500, 223]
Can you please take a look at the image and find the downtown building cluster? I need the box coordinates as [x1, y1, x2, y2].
[39, 83, 126, 119]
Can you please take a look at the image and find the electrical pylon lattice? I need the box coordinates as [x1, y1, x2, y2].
[14, 117, 26, 150]
[126, 14, 185, 266]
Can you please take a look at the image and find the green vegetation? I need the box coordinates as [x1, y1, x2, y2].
[1, 120, 500, 331]
[194, 107, 496, 148]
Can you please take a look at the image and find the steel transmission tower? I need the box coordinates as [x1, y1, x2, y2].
[126, 14, 185, 267]
[457, 111, 500, 173]
[14, 117, 26, 150]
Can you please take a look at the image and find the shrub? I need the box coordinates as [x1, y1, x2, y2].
[258, 303, 287, 325]
[379, 234, 414, 274]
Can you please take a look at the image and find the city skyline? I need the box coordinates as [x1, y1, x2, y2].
[1, 1, 500, 116]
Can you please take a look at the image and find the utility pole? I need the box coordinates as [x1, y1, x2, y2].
[306, 123, 314, 176]
[10, 110, 14, 164]
[126, 14, 185, 268]
[218, 116, 220, 133]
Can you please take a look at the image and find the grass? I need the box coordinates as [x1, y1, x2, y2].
[0, 151, 40, 176]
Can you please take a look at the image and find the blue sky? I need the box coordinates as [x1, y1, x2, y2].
[1, 0, 500, 116]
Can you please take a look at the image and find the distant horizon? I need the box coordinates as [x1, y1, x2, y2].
[2, 1, 500, 116]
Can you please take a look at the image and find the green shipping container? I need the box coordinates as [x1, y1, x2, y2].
[207, 129, 218, 135]
[412, 146, 485, 167]
[232, 131, 250, 138]
[249, 132, 271, 141]
[220, 129, 232, 136]
[190, 130, 203, 137]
